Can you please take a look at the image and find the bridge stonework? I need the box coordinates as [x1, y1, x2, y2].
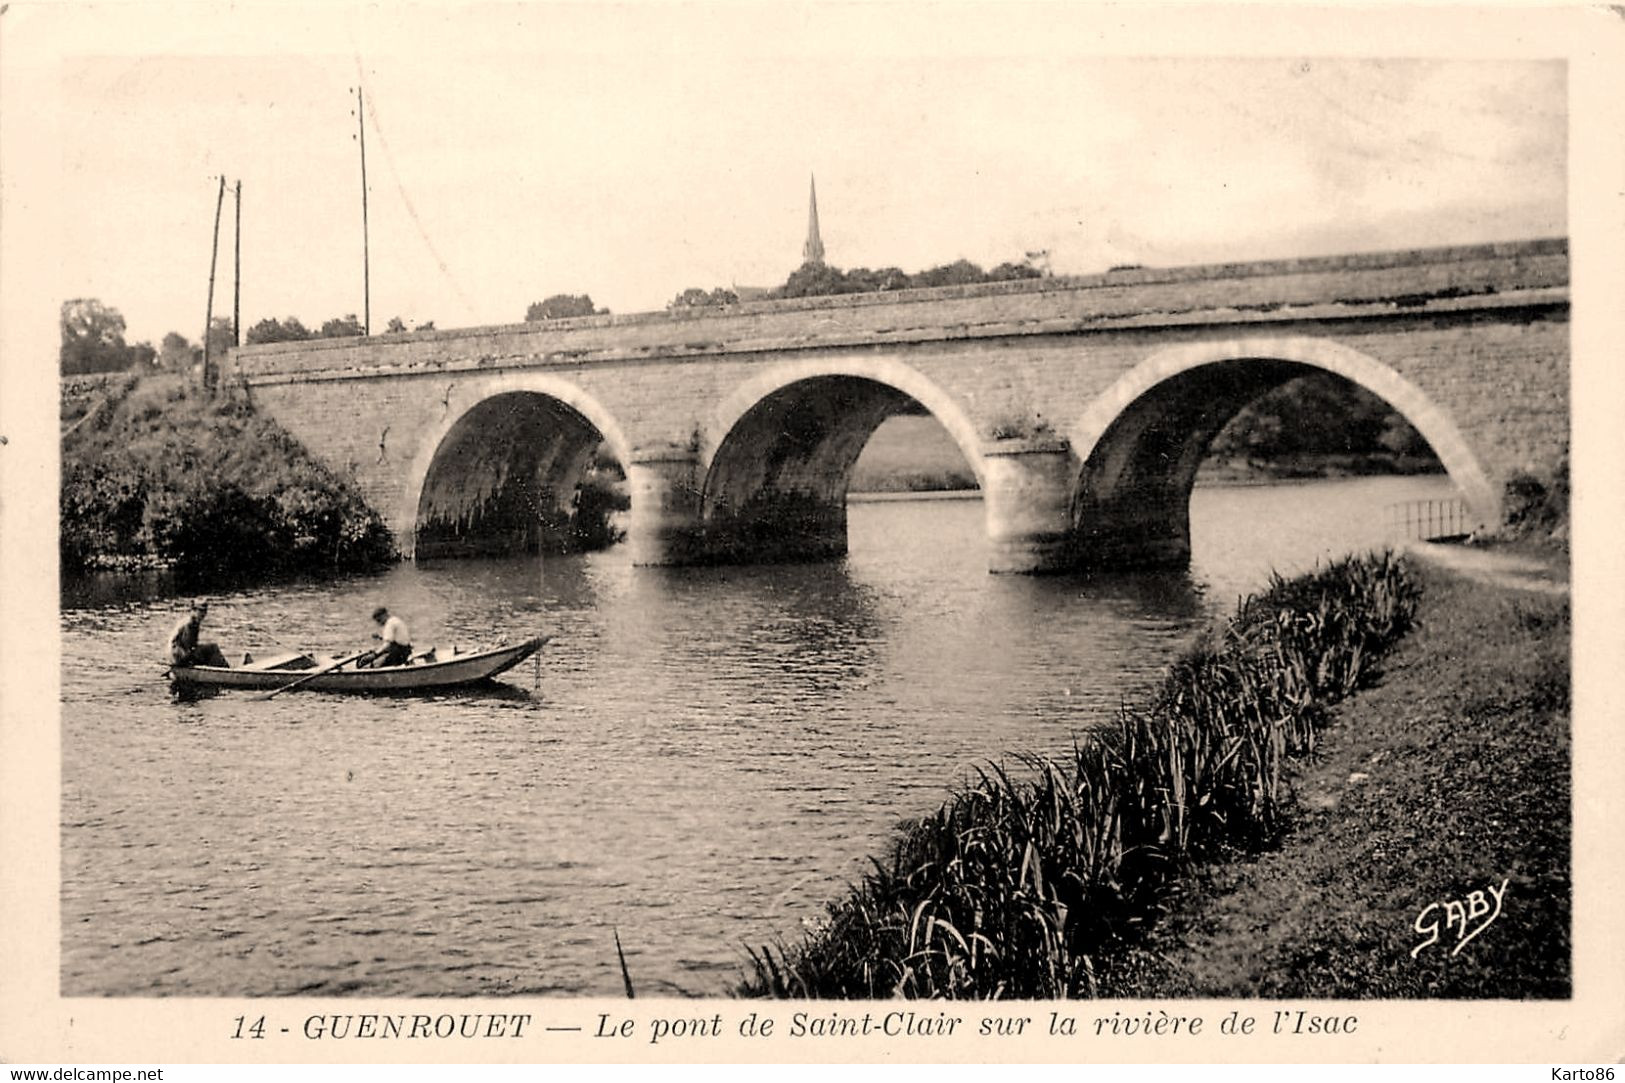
[225, 238, 1568, 573]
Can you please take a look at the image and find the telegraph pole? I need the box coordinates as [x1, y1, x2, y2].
[233, 180, 242, 347]
[203, 175, 226, 389]
[356, 85, 371, 335]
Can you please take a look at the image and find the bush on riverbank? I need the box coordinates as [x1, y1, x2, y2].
[1502, 451, 1569, 543]
[740, 551, 1421, 999]
[61, 374, 397, 576]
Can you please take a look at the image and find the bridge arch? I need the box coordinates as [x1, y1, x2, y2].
[400, 373, 632, 559]
[701, 357, 985, 563]
[707, 356, 985, 479]
[1066, 335, 1498, 567]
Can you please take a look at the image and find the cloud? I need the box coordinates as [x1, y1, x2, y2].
[50, 36, 1565, 340]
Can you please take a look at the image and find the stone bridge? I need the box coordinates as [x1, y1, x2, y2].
[225, 238, 1569, 573]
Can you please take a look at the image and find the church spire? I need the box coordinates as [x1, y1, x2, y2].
[803, 174, 825, 266]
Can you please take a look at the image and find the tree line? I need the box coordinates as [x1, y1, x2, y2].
[662, 256, 1046, 311]
[244, 313, 437, 343]
[59, 299, 437, 376]
[511, 255, 1051, 317]
[509, 256, 1051, 321]
[1209, 372, 1432, 464]
[61, 253, 1048, 377]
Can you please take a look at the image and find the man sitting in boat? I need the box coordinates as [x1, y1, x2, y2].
[168, 601, 228, 668]
[367, 606, 413, 667]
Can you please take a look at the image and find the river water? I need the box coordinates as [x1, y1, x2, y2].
[59, 474, 1455, 997]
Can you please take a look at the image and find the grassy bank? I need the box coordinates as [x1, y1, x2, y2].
[741, 551, 1426, 998]
[61, 374, 397, 577]
[850, 416, 979, 493]
[1094, 557, 1569, 998]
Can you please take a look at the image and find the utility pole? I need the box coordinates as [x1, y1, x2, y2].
[203, 175, 226, 390]
[233, 180, 242, 347]
[355, 85, 371, 335]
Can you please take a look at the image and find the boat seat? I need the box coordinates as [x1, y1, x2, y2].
[239, 650, 317, 672]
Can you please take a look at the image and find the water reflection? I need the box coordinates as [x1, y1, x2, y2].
[59, 474, 1458, 997]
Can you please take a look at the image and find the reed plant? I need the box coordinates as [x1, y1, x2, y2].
[740, 550, 1420, 999]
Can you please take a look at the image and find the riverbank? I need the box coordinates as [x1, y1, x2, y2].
[1194, 452, 1445, 487]
[60, 373, 397, 578]
[739, 550, 1429, 999]
[1094, 552, 1570, 997]
[739, 547, 1569, 999]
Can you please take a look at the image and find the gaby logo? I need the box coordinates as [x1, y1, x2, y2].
[1411, 878, 1510, 958]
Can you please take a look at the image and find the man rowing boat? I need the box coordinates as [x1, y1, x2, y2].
[168, 601, 229, 668]
[367, 606, 413, 667]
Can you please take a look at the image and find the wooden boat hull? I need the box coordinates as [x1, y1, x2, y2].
[168, 637, 545, 693]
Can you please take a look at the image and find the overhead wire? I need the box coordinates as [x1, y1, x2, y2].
[353, 56, 482, 324]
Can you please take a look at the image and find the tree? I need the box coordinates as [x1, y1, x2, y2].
[319, 314, 365, 339]
[1377, 412, 1430, 457]
[158, 332, 195, 372]
[777, 261, 850, 298]
[872, 267, 910, 291]
[840, 267, 883, 293]
[61, 298, 132, 375]
[1210, 373, 1434, 464]
[205, 317, 235, 359]
[667, 287, 738, 310]
[987, 261, 1043, 282]
[526, 294, 604, 321]
[126, 341, 158, 372]
[382, 315, 438, 334]
[912, 259, 986, 288]
[245, 317, 313, 344]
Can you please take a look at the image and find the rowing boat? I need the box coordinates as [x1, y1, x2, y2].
[167, 637, 547, 694]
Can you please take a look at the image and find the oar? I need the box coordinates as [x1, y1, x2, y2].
[256, 649, 373, 700]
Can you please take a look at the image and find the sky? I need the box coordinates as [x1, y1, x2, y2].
[31, 3, 1569, 347]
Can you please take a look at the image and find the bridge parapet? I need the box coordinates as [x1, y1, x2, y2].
[225, 238, 1567, 384]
